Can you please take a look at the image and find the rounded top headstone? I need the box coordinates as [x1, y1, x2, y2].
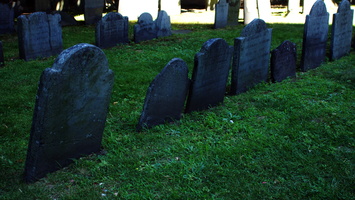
[241, 18, 267, 37]
[103, 12, 125, 21]
[138, 12, 154, 23]
[309, 0, 328, 16]
[200, 38, 229, 53]
[337, 0, 351, 12]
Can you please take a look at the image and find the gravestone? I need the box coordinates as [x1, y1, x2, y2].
[24, 43, 114, 183]
[231, 18, 272, 95]
[0, 3, 15, 34]
[227, 0, 241, 26]
[244, 0, 258, 24]
[300, 0, 329, 72]
[270, 40, 297, 82]
[160, 0, 181, 16]
[214, 0, 229, 29]
[95, 12, 129, 49]
[137, 58, 189, 131]
[330, 0, 354, 60]
[134, 13, 157, 43]
[18, 12, 63, 61]
[119, 0, 159, 20]
[185, 38, 233, 113]
[156, 10, 172, 38]
[85, 0, 104, 25]
[0, 41, 4, 67]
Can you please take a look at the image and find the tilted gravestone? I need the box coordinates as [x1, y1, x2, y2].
[231, 18, 272, 95]
[156, 10, 172, 38]
[18, 12, 63, 61]
[24, 43, 114, 183]
[227, 0, 241, 26]
[95, 12, 129, 49]
[330, 0, 354, 60]
[137, 58, 189, 131]
[185, 38, 233, 113]
[0, 3, 15, 34]
[0, 41, 4, 67]
[85, 0, 104, 25]
[270, 40, 297, 83]
[214, 0, 229, 29]
[134, 13, 157, 43]
[301, 0, 329, 72]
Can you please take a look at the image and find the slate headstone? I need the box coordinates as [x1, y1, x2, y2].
[0, 3, 15, 34]
[95, 12, 129, 49]
[185, 38, 233, 113]
[0, 41, 4, 67]
[330, 0, 354, 60]
[160, 0, 181, 16]
[270, 40, 297, 83]
[231, 18, 272, 95]
[85, 0, 104, 25]
[227, 0, 241, 26]
[18, 12, 63, 61]
[156, 10, 172, 38]
[134, 13, 157, 43]
[24, 43, 114, 183]
[137, 58, 189, 131]
[300, 0, 329, 72]
[214, 0, 229, 29]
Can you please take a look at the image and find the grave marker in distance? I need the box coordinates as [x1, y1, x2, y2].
[134, 13, 157, 43]
[85, 0, 104, 25]
[270, 40, 297, 82]
[0, 3, 15, 34]
[155, 10, 172, 38]
[24, 43, 114, 183]
[214, 0, 229, 29]
[227, 0, 241, 26]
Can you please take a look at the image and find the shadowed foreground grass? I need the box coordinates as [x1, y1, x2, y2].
[0, 23, 354, 199]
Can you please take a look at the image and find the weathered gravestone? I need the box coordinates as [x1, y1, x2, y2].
[134, 13, 157, 43]
[301, 0, 329, 72]
[214, 0, 229, 29]
[137, 58, 189, 131]
[270, 40, 297, 83]
[156, 10, 172, 38]
[85, 0, 104, 25]
[330, 0, 354, 60]
[231, 18, 272, 95]
[185, 38, 233, 113]
[227, 0, 241, 26]
[0, 3, 15, 34]
[18, 12, 63, 61]
[24, 43, 114, 183]
[95, 12, 129, 49]
[0, 41, 4, 67]
[160, 0, 181, 16]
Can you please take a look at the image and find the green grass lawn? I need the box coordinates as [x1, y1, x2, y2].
[0, 23, 354, 199]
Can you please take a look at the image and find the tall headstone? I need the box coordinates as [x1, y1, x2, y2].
[244, 0, 258, 25]
[214, 0, 229, 29]
[134, 13, 157, 43]
[257, 0, 271, 21]
[0, 3, 15, 34]
[231, 18, 272, 95]
[95, 12, 129, 49]
[119, 0, 159, 20]
[160, 0, 181, 16]
[270, 40, 297, 82]
[185, 38, 233, 113]
[227, 0, 241, 26]
[137, 58, 189, 131]
[301, 0, 329, 72]
[85, 0, 104, 25]
[155, 10, 172, 38]
[330, 0, 354, 60]
[0, 41, 4, 67]
[18, 12, 63, 61]
[24, 43, 114, 183]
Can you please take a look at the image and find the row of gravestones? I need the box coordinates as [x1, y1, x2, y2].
[19, 0, 354, 183]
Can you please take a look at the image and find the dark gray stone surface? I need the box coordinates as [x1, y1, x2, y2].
[18, 12, 63, 61]
[53, 11, 78, 26]
[85, 0, 104, 25]
[231, 18, 272, 95]
[301, 0, 329, 72]
[214, 0, 229, 29]
[185, 38, 233, 113]
[0, 3, 15, 34]
[134, 13, 157, 43]
[330, 0, 354, 60]
[227, 0, 241, 26]
[137, 58, 189, 131]
[24, 43, 114, 183]
[271, 40, 297, 82]
[0, 41, 4, 67]
[95, 12, 129, 49]
[156, 10, 172, 38]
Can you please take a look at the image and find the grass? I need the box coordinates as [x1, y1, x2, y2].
[0, 22, 354, 199]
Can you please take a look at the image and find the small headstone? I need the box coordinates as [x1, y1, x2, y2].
[18, 12, 63, 61]
[270, 40, 297, 83]
[24, 43, 114, 183]
[300, 0, 329, 72]
[231, 18, 272, 95]
[227, 0, 241, 26]
[185, 38, 233, 113]
[0, 3, 15, 34]
[156, 10, 172, 38]
[85, 0, 104, 25]
[330, 0, 354, 60]
[243, 0, 258, 25]
[134, 13, 157, 43]
[0, 41, 4, 67]
[160, 0, 181, 16]
[95, 12, 129, 49]
[137, 58, 189, 131]
[214, 0, 229, 29]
